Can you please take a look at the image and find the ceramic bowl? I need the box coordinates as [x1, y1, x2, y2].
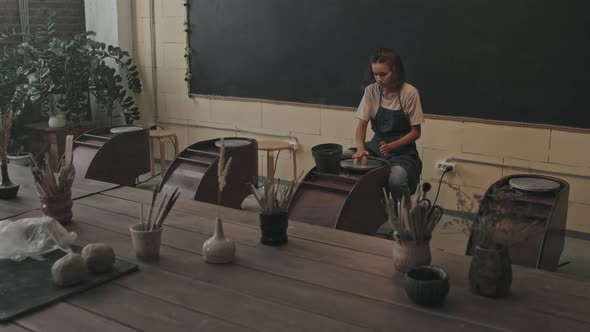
[404, 265, 450, 307]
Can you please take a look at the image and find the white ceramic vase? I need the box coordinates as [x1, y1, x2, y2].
[48, 114, 67, 128]
[202, 218, 236, 264]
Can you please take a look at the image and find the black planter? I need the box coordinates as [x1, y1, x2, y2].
[0, 163, 19, 199]
[404, 265, 450, 307]
[259, 212, 288, 246]
[469, 244, 512, 298]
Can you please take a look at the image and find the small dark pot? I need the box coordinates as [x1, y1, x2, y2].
[469, 244, 512, 298]
[404, 265, 450, 307]
[0, 163, 19, 199]
[259, 212, 288, 246]
[39, 190, 74, 225]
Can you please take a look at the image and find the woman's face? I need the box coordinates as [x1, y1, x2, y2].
[372, 62, 394, 89]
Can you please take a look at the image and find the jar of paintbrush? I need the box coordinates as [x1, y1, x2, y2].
[31, 146, 76, 225]
[130, 185, 180, 261]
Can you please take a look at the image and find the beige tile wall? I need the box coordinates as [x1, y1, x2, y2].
[132, 0, 590, 233]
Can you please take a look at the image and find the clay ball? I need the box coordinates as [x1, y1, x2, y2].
[51, 253, 87, 287]
[81, 243, 115, 273]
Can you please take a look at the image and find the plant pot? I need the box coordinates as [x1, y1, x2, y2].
[202, 218, 236, 263]
[259, 212, 288, 246]
[48, 114, 67, 128]
[130, 223, 163, 262]
[39, 190, 73, 225]
[469, 244, 512, 298]
[404, 265, 450, 307]
[311, 143, 343, 174]
[391, 238, 431, 273]
[7, 153, 32, 167]
[0, 163, 19, 199]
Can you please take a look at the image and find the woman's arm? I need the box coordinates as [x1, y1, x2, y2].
[378, 124, 421, 157]
[352, 119, 370, 159]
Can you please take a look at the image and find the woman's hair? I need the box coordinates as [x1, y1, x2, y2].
[367, 48, 406, 90]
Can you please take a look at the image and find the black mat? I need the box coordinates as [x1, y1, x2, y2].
[0, 245, 138, 322]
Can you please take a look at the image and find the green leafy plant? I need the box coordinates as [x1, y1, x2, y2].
[1, 11, 142, 126]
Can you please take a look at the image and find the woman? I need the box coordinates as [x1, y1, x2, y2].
[348, 48, 424, 199]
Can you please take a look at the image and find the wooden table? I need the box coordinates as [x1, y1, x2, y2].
[2, 185, 590, 331]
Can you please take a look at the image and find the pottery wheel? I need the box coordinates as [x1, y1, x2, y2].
[340, 158, 385, 172]
[215, 139, 251, 148]
[509, 177, 560, 193]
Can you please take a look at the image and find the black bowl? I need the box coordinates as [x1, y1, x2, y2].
[404, 265, 450, 307]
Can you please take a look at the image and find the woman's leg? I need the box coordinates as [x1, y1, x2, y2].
[388, 165, 411, 200]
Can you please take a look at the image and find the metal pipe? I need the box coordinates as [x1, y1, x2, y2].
[446, 156, 590, 180]
[18, 0, 30, 41]
[149, 0, 159, 124]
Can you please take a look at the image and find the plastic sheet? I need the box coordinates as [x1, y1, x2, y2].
[0, 216, 77, 261]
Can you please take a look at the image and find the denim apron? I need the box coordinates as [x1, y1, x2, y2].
[364, 86, 422, 194]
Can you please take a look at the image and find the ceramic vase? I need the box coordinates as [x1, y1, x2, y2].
[39, 190, 73, 224]
[48, 114, 67, 128]
[404, 265, 450, 307]
[391, 238, 432, 273]
[203, 218, 236, 263]
[0, 163, 19, 199]
[129, 223, 163, 262]
[469, 244, 512, 298]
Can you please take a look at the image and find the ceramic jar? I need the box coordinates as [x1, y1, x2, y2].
[259, 212, 288, 246]
[39, 190, 73, 224]
[469, 244, 512, 298]
[202, 218, 236, 263]
[129, 223, 163, 262]
[391, 238, 432, 273]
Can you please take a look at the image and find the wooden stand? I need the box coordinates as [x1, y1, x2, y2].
[24, 121, 96, 169]
[160, 137, 258, 209]
[71, 126, 150, 187]
[466, 174, 569, 270]
[288, 160, 390, 235]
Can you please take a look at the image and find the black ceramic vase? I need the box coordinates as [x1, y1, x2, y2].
[259, 212, 288, 246]
[469, 244, 512, 298]
[0, 163, 19, 199]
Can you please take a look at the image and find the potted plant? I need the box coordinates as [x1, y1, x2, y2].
[0, 112, 19, 199]
[3, 11, 142, 128]
[383, 184, 444, 273]
[0, 32, 26, 198]
[445, 188, 542, 298]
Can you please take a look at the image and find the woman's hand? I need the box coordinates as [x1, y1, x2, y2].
[352, 149, 369, 159]
[379, 141, 395, 157]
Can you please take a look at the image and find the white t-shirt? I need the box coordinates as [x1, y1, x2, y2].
[354, 82, 425, 126]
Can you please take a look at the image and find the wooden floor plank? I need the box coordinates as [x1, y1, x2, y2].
[61, 205, 590, 331]
[68, 283, 253, 332]
[14, 302, 135, 332]
[0, 323, 30, 332]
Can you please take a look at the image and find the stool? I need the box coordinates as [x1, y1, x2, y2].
[149, 129, 178, 176]
[257, 140, 297, 182]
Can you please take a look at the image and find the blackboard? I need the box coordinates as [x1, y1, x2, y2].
[188, 0, 590, 129]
